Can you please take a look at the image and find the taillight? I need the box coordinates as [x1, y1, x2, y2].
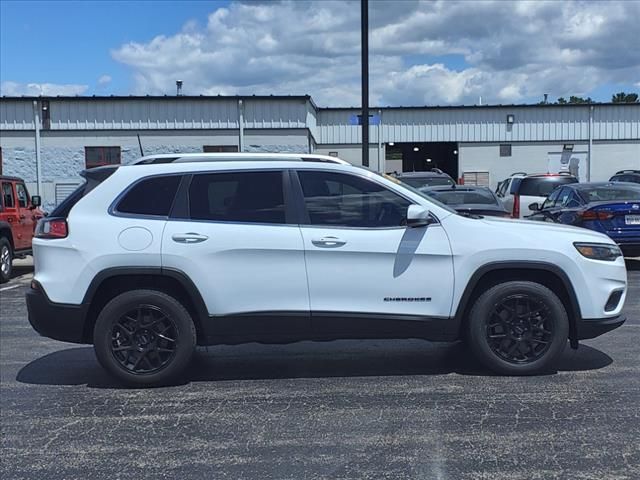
[35, 218, 68, 239]
[512, 195, 520, 218]
[579, 210, 614, 221]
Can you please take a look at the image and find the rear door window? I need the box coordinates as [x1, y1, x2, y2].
[116, 175, 182, 217]
[188, 171, 286, 224]
[518, 177, 577, 197]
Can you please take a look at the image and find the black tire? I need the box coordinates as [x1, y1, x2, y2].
[0, 237, 13, 284]
[93, 289, 196, 386]
[467, 281, 569, 375]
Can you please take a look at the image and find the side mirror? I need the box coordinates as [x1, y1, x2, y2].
[406, 205, 432, 228]
[31, 195, 42, 208]
[528, 202, 541, 211]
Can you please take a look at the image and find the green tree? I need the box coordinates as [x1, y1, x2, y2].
[568, 95, 593, 104]
[611, 92, 639, 103]
[557, 97, 568, 104]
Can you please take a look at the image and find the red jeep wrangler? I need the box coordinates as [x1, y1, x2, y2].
[0, 176, 43, 283]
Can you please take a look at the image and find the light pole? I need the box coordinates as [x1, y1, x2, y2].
[361, 0, 369, 168]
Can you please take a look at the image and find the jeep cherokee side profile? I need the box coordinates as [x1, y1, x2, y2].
[27, 156, 627, 386]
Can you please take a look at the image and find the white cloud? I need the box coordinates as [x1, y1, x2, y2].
[97, 75, 112, 86]
[0, 81, 88, 96]
[109, 0, 640, 106]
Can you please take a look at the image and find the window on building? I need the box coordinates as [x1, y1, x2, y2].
[499, 144, 512, 157]
[116, 175, 182, 217]
[328, 151, 339, 157]
[2, 182, 15, 209]
[85, 147, 121, 169]
[462, 171, 490, 186]
[203, 145, 239, 153]
[15, 183, 29, 207]
[189, 171, 286, 224]
[298, 171, 411, 228]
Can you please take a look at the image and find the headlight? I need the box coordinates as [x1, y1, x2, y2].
[574, 242, 622, 261]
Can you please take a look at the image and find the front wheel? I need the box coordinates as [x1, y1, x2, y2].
[93, 289, 196, 386]
[467, 281, 569, 375]
[0, 238, 13, 283]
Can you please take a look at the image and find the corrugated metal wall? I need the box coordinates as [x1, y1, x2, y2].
[0, 100, 35, 129]
[2, 98, 638, 144]
[317, 105, 640, 144]
[0, 97, 311, 131]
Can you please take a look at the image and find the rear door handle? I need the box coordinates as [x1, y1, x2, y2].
[172, 232, 209, 244]
[311, 236, 347, 248]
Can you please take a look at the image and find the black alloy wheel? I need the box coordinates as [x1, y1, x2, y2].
[93, 289, 196, 386]
[467, 281, 569, 375]
[486, 294, 553, 364]
[111, 305, 178, 374]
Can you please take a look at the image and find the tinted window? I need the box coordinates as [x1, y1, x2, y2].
[518, 177, 577, 197]
[189, 171, 285, 224]
[611, 174, 640, 184]
[2, 183, 15, 208]
[426, 189, 498, 206]
[561, 190, 582, 208]
[15, 183, 28, 207]
[400, 176, 455, 188]
[578, 185, 640, 202]
[541, 187, 561, 209]
[117, 175, 181, 216]
[298, 171, 411, 228]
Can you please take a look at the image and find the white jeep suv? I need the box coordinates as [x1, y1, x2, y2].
[27, 155, 627, 386]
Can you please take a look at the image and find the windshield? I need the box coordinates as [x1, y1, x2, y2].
[399, 176, 455, 188]
[579, 185, 640, 202]
[425, 189, 499, 206]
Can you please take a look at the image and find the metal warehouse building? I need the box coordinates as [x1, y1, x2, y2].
[0, 95, 638, 209]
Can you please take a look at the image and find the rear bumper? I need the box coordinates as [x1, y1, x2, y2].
[26, 283, 87, 344]
[576, 316, 626, 340]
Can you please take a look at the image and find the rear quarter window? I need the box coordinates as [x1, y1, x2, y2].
[116, 175, 182, 217]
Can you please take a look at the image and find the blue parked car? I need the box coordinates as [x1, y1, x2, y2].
[528, 182, 640, 257]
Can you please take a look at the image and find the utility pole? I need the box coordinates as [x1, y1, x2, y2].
[361, 0, 369, 167]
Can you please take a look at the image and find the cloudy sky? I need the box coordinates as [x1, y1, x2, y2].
[1, 0, 639, 106]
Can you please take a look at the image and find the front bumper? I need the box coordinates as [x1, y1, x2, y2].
[26, 283, 87, 344]
[576, 316, 626, 340]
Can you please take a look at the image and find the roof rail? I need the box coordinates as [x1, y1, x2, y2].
[430, 168, 444, 174]
[510, 171, 527, 177]
[132, 152, 348, 165]
[615, 169, 640, 174]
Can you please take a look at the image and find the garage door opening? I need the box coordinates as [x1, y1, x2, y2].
[386, 142, 458, 180]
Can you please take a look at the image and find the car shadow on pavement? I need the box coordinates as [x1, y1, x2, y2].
[16, 341, 613, 389]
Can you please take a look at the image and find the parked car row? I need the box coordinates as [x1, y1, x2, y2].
[490, 169, 640, 258]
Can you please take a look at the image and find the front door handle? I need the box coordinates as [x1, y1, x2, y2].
[312, 236, 347, 248]
[172, 232, 209, 244]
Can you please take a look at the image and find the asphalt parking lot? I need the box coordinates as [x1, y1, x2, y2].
[1, 259, 639, 480]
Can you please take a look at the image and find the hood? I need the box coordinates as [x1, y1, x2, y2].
[479, 215, 614, 243]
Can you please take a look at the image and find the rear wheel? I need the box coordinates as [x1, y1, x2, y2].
[93, 289, 196, 386]
[0, 238, 13, 283]
[467, 281, 569, 375]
